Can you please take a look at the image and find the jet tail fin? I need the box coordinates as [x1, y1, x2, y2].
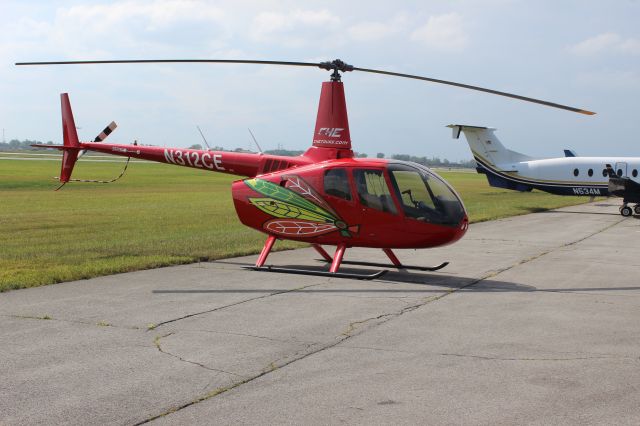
[447, 124, 534, 167]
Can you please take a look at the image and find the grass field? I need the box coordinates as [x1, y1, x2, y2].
[0, 157, 592, 291]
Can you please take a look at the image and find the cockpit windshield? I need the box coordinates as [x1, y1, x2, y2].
[388, 163, 465, 226]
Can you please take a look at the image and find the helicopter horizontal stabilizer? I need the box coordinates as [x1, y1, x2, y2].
[30, 143, 65, 150]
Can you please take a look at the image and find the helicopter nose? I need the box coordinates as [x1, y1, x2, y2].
[453, 214, 469, 243]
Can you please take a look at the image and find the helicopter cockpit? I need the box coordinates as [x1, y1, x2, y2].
[387, 163, 466, 226]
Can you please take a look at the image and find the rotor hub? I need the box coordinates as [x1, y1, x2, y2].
[318, 59, 354, 81]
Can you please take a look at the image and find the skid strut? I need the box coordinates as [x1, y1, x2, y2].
[318, 247, 449, 272]
[248, 237, 387, 279]
[330, 243, 347, 273]
[256, 235, 277, 267]
[312, 244, 333, 262]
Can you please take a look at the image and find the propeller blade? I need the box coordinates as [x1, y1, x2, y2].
[15, 58, 594, 115]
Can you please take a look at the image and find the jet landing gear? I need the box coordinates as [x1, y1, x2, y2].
[618, 203, 640, 217]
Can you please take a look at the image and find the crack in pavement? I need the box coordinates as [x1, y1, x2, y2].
[151, 282, 326, 330]
[338, 345, 640, 362]
[435, 352, 635, 362]
[135, 329, 378, 424]
[135, 295, 459, 424]
[135, 217, 625, 424]
[153, 332, 246, 379]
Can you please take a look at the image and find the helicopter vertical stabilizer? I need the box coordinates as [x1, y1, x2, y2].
[59, 93, 82, 184]
[312, 81, 352, 151]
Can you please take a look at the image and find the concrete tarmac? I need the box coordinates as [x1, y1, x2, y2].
[1, 201, 639, 425]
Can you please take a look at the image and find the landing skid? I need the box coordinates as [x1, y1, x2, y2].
[318, 259, 449, 272]
[245, 266, 387, 280]
[250, 238, 441, 280]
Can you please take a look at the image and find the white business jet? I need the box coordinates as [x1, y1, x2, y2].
[449, 124, 640, 216]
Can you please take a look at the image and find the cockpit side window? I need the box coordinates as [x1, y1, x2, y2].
[388, 163, 465, 225]
[392, 170, 436, 212]
[323, 168, 352, 201]
[353, 169, 397, 214]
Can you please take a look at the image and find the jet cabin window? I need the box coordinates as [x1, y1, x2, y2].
[353, 169, 397, 214]
[323, 168, 352, 201]
[388, 164, 465, 226]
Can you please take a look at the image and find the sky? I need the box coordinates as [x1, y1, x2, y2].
[1, 0, 639, 161]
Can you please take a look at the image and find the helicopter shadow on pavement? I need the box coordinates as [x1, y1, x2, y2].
[155, 260, 640, 295]
[154, 260, 535, 294]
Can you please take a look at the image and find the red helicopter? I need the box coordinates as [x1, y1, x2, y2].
[17, 59, 594, 279]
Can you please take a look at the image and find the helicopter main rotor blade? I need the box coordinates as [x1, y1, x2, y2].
[353, 66, 595, 115]
[15, 58, 594, 115]
[15, 59, 321, 68]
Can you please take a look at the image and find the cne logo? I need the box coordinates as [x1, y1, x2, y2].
[318, 128, 344, 138]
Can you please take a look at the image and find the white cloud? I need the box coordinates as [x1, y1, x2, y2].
[410, 13, 467, 51]
[18, 1, 230, 58]
[249, 9, 340, 47]
[347, 14, 408, 42]
[569, 32, 640, 56]
[576, 70, 640, 90]
[348, 22, 393, 42]
[58, 0, 225, 32]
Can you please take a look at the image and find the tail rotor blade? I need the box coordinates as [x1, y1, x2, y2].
[94, 121, 118, 142]
[78, 121, 117, 159]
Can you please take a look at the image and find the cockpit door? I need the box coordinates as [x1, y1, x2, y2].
[352, 168, 399, 215]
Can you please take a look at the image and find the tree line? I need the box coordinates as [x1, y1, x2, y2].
[0, 139, 54, 150]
